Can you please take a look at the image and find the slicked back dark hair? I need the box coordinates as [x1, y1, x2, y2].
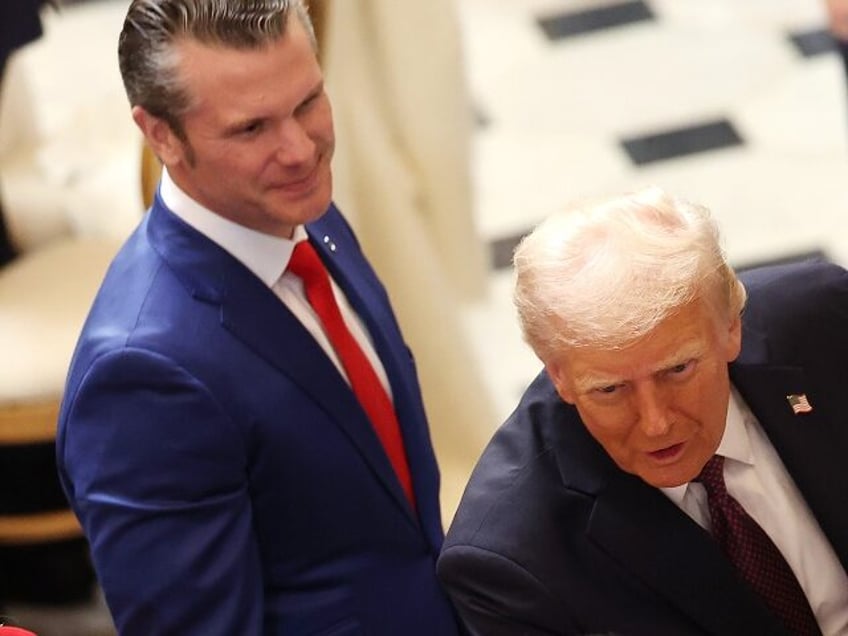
[118, 0, 315, 138]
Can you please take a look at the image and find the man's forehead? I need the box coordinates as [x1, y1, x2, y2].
[173, 28, 320, 112]
[571, 340, 705, 385]
[563, 309, 713, 389]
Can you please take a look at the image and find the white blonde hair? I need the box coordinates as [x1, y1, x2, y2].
[513, 186, 747, 359]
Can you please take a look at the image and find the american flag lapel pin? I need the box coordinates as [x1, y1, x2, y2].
[786, 393, 813, 415]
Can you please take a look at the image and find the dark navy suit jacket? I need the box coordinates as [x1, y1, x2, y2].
[57, 197, 462, 635]
[438, 260, 848, 636]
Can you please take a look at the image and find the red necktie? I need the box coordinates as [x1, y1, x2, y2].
[695, 455, 820, 636]
[288, 240, 416, 509]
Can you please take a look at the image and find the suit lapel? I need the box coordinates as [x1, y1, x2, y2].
[146, 199, 418, 525]
[551, 388, 787, 634]
[304, 216, 447, 531]
[586, 471, 788, 635]
[730, 358, 848, 572]
[304, 219, 420, 426]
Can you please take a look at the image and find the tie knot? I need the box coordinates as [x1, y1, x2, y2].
[288, 240, 325, 284]
[694, 454, 727, 496]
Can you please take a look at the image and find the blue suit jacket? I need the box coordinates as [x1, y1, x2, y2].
[438, 259, 848, 635]
[57, 197, 462, 635]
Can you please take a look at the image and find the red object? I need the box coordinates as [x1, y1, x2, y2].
[696, 455, 820, 635]
[0, 627, 38, 635]
[288, 240, 416, 508]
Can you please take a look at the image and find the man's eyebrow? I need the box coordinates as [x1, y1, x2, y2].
[572, 343, 706, 393]
[573, 373, 623, 394]
[657, 343, 704, 368]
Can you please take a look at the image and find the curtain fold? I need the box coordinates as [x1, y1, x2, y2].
[322, 0, 495, 523]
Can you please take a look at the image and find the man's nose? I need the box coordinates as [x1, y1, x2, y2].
[633, 384, 671, 436]
[275, 119, 314, 164]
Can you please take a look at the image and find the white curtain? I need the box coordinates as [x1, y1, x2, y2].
[322, 0, 496, 523]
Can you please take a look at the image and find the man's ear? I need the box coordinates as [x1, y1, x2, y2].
[132, 105, 184, 167]
[545, 360, 576, 405]
[725, 312, 743, 363]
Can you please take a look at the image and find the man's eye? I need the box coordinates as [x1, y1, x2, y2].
[240, 121, 264, 135]
[596, 384, 619, 395]
[296, 92, 321, 115]
[667, 360, 695, 377]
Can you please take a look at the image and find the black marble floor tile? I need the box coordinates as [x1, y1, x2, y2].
[490, 231, 530, 271]
[537, 1, 655, 41]
[789, 28, 836, 58]
[620, 119, 744, 166]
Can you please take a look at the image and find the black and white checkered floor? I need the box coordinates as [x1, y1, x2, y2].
[459, 0, 848, 422]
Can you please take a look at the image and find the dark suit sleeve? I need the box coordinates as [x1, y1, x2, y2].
[438, 544, 578, 636]
[58, 348, 263, 636]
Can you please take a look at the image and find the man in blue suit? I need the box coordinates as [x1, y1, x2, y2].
[438, 187, 848, 635]
[56, 1, 463, 634]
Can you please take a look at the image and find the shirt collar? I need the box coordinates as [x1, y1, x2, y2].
[715, 385, 755, 466]
[159, 168, 306, 287]
[661, 385, 755, 504]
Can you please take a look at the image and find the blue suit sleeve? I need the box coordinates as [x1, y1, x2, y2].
[58, 348, 263, 636]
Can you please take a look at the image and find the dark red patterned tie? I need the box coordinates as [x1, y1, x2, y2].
[695, 455, 820, 636]
[288, 240, 416, 509]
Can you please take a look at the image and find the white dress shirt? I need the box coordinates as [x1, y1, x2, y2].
[158, 169, 393, 397]
[662, 387, 848, 634]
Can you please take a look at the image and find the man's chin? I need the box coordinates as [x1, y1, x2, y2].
[635, 464, 697, 489]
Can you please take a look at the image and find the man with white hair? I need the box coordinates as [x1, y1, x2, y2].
[438, 187, 848, 635]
